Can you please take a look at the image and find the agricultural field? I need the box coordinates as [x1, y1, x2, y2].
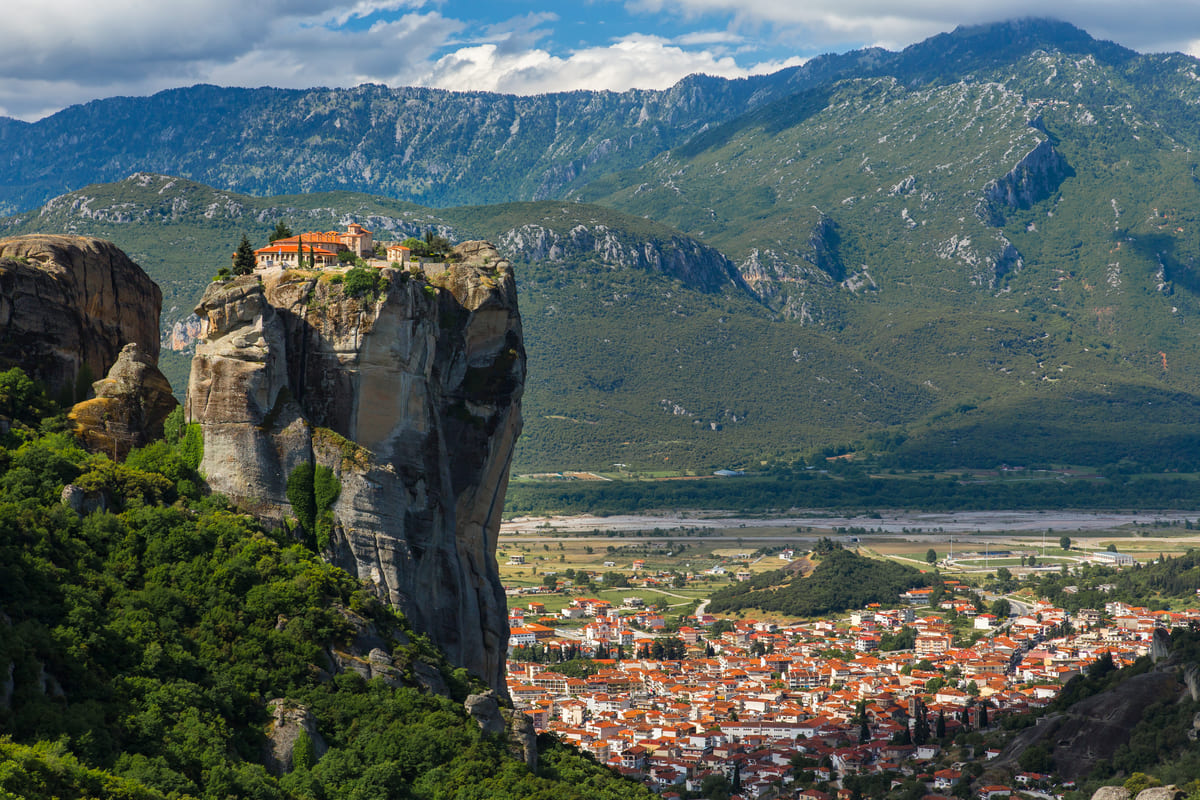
[497, 513, 1200, 614]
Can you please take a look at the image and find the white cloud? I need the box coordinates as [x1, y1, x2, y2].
[0, 1, 458, 119]
[417, 36, 804, 95]
[626, 0, 1200, 55]
[672, 30, 745, 47]
[2, 0, 1200, 121]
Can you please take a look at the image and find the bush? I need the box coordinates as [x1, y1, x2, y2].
[341, 267, 384, 300]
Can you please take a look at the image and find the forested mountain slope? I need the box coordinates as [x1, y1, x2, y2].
[0, 376, 651, 800]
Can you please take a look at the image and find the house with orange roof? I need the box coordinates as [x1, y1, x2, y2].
[254, 239, 340, 269]
[254, 224, 377, 269]
[385, 243, 411, 265]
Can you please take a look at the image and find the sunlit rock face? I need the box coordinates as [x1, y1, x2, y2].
[187, 241, 524, 693]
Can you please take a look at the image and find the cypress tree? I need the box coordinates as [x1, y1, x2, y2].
[233, 235, 256, 275]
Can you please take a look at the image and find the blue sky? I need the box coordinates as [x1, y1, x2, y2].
[3, 0, 1200, 122]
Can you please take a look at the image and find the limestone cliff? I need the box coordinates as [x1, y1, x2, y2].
[69, 342, 178, 461]
[0, 234, 162, 399]
[186, 241, 524, 694]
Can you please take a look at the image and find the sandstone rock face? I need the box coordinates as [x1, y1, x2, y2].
[187, 241, 524, 694]
[1091, 788, 1131, 800]
[465, 691, 506, 735]
[506, 710, 538, 771]
[264, 699, 327, 775]
[1135, 788, 1184, 800]
[999, 665, 1183, 781]
[69, 342, 178, 460]
[0, 235, 162, 397]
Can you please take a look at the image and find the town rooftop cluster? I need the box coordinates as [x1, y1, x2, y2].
[506, 589, 1199, 799]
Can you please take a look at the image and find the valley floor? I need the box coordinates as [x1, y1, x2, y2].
[502, 510, 1196, 536]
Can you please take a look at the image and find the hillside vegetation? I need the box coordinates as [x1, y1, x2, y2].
[706, 544, 932, 617]
[0, 369, 650, 800]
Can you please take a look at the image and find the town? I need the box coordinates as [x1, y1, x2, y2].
[504, 550, 1198, 800]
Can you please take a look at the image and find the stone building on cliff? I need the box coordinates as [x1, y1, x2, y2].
[254, 223, 377, 270]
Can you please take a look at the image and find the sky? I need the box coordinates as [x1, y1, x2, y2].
[4, 0, 1200, 123]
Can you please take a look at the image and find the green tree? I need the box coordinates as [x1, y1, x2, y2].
[1124, 774, 1160, 796]
[700, 773, 732, 800]
[926, 548, 937, 564]
[292, 732, 317, 771]
[1059, 535, 1071, 550]
[912, 709, 930, 745]
[287, 463, 317, 534]
[1019, 743, 1054, 773]
[232, 235, 256, 275]
[0, 367, 52, 428]
[270, 222, 293, 242]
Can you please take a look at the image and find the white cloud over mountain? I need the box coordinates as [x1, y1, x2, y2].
[1, 0, 1199, 121]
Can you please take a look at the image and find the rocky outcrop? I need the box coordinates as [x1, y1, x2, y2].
[506, 710, 538, 771]
[980, 137, 1072, 226]
[465, 690, 506, 735]
[165, 313, 203, 351]
[186, 241, 524, 694]
[0, 235, 162, 399]
[464, 690, 538, 771]
[1136, 788, 1185, 800]
[1091, 788, 1131, 800]
[497, 222, 745, 293]
[264, 699, 327, 775]
[68, 342, 178, 460]
[998, 663, 1183, 781]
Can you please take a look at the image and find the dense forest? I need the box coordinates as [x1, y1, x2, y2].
[0, 368, 651, 800]
[707, 543, 931, 616]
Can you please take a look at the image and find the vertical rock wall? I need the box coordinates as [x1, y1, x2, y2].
[0, 234, 162, 398]
[186, 241, 524, 693]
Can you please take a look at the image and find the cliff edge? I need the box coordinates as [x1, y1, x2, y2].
[0, 234, 162, 399]
[186, 241, 525, 693]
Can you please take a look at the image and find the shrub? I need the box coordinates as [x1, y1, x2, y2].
[341, 267, 384, 300]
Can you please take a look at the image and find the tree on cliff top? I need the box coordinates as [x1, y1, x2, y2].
[232, 235, 256, 275]
[269, 221, 292, 242]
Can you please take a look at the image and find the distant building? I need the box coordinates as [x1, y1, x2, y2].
[254, 240, 339, 269]
[254, 224, 375, 269]
[385, 243, 412, 265]
[1091, 551, 1135, 566]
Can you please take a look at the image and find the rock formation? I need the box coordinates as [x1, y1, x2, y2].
[264, 699, 327, 775]
[186, 241, 524, 694]
[0, 235, 162, 399]
[68, 342, 178, 460]
[998, 660, 1185, 781]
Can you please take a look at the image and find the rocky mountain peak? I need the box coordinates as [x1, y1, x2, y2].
[187, 241, 525, 693]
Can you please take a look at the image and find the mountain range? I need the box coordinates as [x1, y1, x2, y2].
[5, 18, 1200, 474]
